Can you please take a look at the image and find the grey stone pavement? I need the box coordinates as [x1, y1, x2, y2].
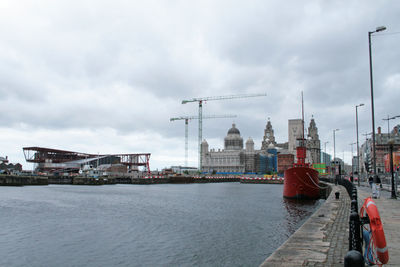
[357, 183, 400, 266]
[260, 182, 400, 266]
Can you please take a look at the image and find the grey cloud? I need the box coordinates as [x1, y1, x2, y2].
[1, 0, 400, 169]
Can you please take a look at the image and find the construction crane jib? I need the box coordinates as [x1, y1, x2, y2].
[170, 115, 237, 168]
[181, 93, 267, 171]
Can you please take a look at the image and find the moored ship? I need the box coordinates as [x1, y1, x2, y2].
[283, 93, 320, 200]
[283, 138, 320, 199]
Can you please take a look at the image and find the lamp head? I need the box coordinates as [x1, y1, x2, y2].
[359, 103, 364, 107]
[376, 26, 387, 32]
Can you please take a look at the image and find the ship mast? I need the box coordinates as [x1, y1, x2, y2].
[295, 91, 308, 167]
[301, 91, 305, 141]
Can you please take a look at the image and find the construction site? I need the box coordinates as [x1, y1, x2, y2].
[7, 93, 329, 185]
[22, 147, 151, 177]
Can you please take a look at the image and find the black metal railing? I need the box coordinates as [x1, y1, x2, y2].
[337, 177, 364, 266]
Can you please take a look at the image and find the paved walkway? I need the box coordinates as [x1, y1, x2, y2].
[260, 183, 400, 266]
[260, 185, 350, 267]
[357, 184, 400, 266]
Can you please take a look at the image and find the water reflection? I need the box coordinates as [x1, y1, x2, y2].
[282, 198, 324, 237]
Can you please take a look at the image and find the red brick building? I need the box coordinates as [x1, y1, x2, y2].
[277, 153, 294, 174]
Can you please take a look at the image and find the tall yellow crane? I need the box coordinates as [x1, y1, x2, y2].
[182, 93, 267, 170]
[170, 115, 237, 167]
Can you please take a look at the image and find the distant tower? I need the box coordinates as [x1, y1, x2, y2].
[246, 137, 255, 152]
[307, 117, 321, 164]
[201, 140, 209, 155]
[201, 140, 209, 171]
[288, 119, 303, 155]
[261, 118, 277, 150]
[245, 137, 256, 173]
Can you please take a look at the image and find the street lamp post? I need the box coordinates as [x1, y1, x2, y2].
[324, 141, 329, 174]
[333, 129, 340, 175]
[369, 25, 386, 181]
[356, 103, 364, 186]
[324, 141, 329, 161]
[383, 115, 400, 137]
[350, 142, 356, 176]
[388, 139, 397, 199]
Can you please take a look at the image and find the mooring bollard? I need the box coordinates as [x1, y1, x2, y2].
[335, 191, 340, 199]
[344, 250, 364, 267]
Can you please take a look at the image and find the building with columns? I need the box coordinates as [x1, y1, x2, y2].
[201, 122, 278, 174]
[201, 117, 321, 174]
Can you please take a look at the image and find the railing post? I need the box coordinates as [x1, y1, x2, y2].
[338, 178, 364, 265]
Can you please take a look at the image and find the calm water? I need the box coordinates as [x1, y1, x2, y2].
[0, 183, 323, 267]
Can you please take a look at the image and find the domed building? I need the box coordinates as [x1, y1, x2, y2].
[201, 124, 246, 173]
[201, 123, 278, 174]
[201, 117, 321, 174]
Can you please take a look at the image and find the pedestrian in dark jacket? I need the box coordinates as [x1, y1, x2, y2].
[376, 176, 382, 188]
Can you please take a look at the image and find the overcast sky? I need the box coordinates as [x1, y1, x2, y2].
[1, 0, 399, 170]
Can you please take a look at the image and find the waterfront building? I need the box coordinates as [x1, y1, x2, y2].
[306, 117, 321, 164]
[0, 156, 23, 173]
[170, 166, 199, 174]
[360, 125, 400, 175]
[277, 152, 294, 174]
[201, 122, 278, 174]
[321, 152, 331, 167]
[0, 162, 22, 173]
[0, 156, 9, 164]
[261, 119, 277, 149]
[288, 118, 321, 165]
[199, 117, 322, 175]
[22, 147, 151, 174]
[288, 119, 303, 155]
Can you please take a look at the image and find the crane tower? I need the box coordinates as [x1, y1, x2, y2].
[182, 93, 267, 171]
[170, 114, 237, 167]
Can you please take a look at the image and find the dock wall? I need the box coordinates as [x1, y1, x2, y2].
[260, 184, 350, 266]
[0, 175, 48, 186]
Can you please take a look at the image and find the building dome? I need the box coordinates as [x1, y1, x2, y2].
[227, 123, 240, 135]
[224, 123, 243, 150]
[268, 143, 275, 149]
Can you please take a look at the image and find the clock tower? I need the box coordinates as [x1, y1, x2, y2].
[306, 117, 321, 164]
[261, 118, 277, 150]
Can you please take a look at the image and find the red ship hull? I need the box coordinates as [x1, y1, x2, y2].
[283, 166, 320, 199]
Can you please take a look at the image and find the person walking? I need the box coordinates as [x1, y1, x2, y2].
[372, 175, 382, 199]
[368, 175, 374, 188]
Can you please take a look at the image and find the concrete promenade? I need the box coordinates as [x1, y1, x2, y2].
[357, 184, 400, 266]
[260, 182, 400, 266]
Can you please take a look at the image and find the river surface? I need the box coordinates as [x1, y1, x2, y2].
[0, 183, 323, 267]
